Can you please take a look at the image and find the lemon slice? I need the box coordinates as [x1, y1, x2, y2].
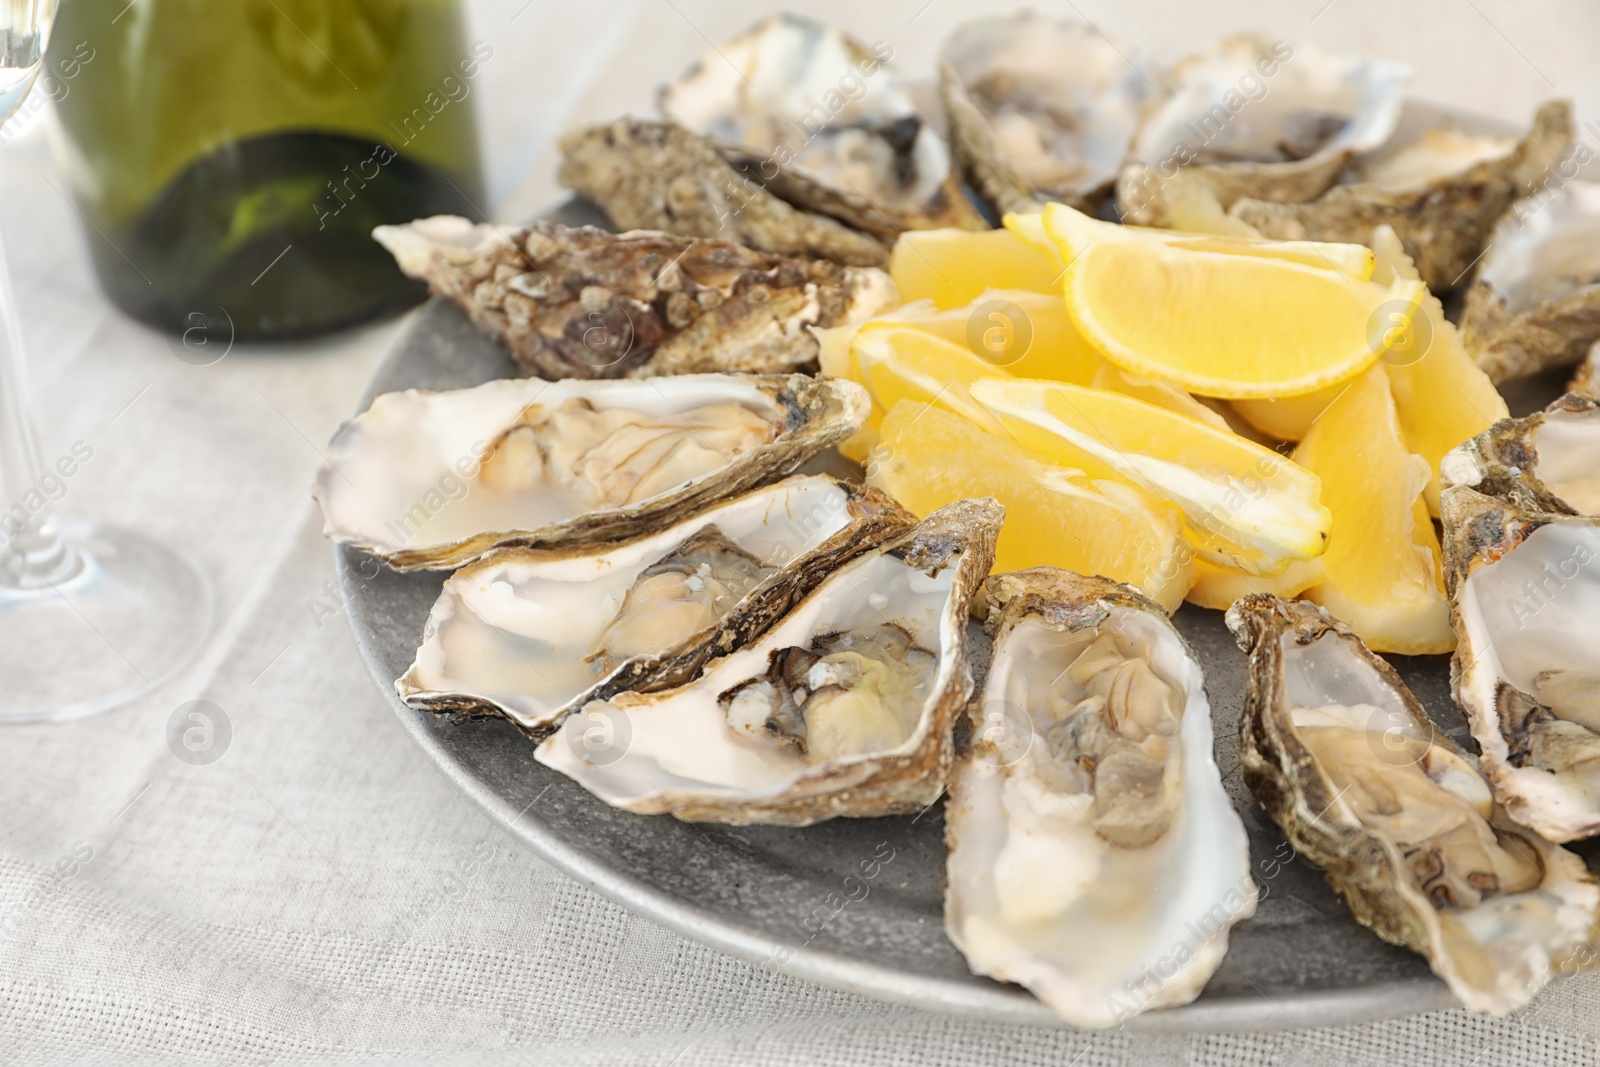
[869, 401, 1192, 611]
[1230, 384, 1348, 442]
[1091, 362, 1231, 431]
[1008, 206, 1377, 279]
[971, 378, 1331, 576]
[852, 324, 1011, 433]
[1369, 226, 1508, 516]
[891, 228, 1062, 308]
[1293, 365, 1453, 654]
[1185, 557, 1324, 611]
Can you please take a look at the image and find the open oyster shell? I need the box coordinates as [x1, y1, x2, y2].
[938, 13, 1153, 216]
[1461, 180, 1600, 382]
[946, 569, 1254, 1028]
[397, 475, 914, 735]
[535, 497, 1002, 825]
[1441, 393, 1600, 516]
[1228, 594, 1600, 1015]
[1442, 485, 1600, 842]
[313, 372, 868, 572]
[1117, 35, 1407, 227]
[373, 216, 896, 379]
[1230, 101, 1572, 291]
[558, 118, 892, 268]
[658, 13, 986, 240]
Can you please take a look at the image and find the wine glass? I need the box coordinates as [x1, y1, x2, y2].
[0, 0, 212, 722]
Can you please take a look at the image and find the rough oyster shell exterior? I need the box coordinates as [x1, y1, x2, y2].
[1230, 101, 1572, 291]
[534, 497, 1003, 825]
[397, 476, 916, 735]
[1228, 593, 1600, 1015]
[1440, 393, 1600, 516]
[314, 372, 869, 571]
[938, 13, 1153, 216]
[1116, 35, 1407, 227]
[374, 216, 896, 380]
[1460, 180, 1600, 382]
[558, 118, 891, 268]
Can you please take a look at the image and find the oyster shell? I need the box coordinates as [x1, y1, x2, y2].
[658, 13, 986, 239]
[1571, 341, 1600, 396]
[1441, 393, 1600, 516]
[558, 118, 892, 268]
[1229, 101, 1573, 291]
[535, 497, 1002, 825]
[313, 372, 868, 571]
[1442, 485, 1600, 842]
[373, 216, 897, 380]
[938, 13, 1153, 216]
[945, 569, 1254, 1028]
[1461, 180, 1600, 382]
[1117, 35, 1407, 227]
[396, 475, 914, 734]
[1228, 594, 1600, 1015]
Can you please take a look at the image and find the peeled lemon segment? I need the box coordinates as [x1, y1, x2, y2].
[971, 378, 1331, 577]
[1293, 365, 1454, 655]
[1231, 382, 1349, 442]
[1185, 557, 1324, 611]
[869, 401, 1192, 611]
[851, 325, 1011, 433]
[1369, 226, 1509, 517]
[1061, 237, 1425, 399]
[1037, 202, 1377, 279]
[891, 228, 1063, 308]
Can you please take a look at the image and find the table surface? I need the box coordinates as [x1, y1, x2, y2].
[3, 2, 1600, 1064]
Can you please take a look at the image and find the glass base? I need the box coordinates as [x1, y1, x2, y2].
[0, 521, 213, 723]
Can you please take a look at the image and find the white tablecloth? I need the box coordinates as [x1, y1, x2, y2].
[3, 2, 1600, 1063]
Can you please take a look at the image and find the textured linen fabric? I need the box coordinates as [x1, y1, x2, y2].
[2, 2, 1599, 1063]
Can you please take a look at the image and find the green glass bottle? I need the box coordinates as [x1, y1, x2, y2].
[46, 0, 487, 341]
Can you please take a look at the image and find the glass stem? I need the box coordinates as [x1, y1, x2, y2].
[0, 213, 75, 590]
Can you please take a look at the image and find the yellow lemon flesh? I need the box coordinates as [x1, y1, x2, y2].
[971, 378, 1331, 577]
[1293, 365, 1453, 655]
[851, 324, 1012, 434]
[1185, 557, 1325, 611]
[1369, 226, 1509, 516]
[891, 228, 1062, 308]
[1230, 383, 1349, 442]
[869, 401, 1192, 611]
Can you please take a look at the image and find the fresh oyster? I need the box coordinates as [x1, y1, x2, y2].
[658, 13, 986, 240]
[1461, 180, 1600, 382]
[558, 118, 892, 268]
[1229, 102, 1573, 291]
[397, 475, 914, 733]
[1117, 35, 1407, 227]
[945, 569, 1253, 1028]
[1229, 594, 1599, 1015]
[535, 497, 1002, 825]
[1442, 485, 1600, 842]
[313, 372, 868, 571]
[938, 13, 1153, 216]
[1441, 393, 1600, 516]
[374, 216, 896, 379]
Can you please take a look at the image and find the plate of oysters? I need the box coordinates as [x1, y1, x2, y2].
[315, 13, 1600, 1031]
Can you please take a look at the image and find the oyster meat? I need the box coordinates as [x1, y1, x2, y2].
[945, 569, 1254, 1027]
[374, 216, 896, 380]
[938, 13, 1154, 216]
[535, 497, 1002, 825]
[1461, 179, 1600, 382]
[313, 372, 867, 571]
[1229, 594, 1600, 1015]
[1117, 35, 1407, 227]
[558, 118, 892, 268]
[1441, 393, 1600, 516]
[397, 475, 914, 733]
[1442, 485, 1600, 842]
[658, 13, 986, 240]
[1229, 102, 1573, 291]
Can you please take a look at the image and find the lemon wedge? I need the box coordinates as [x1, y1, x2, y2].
[869, 401, 1192, 611]
[1185, 557, 1325, 611]
[851, 324, 1011, 433]
[1293, 365, 1453, 654]
[891, 228, 1062, 308]
[971, 378, 1331, 576]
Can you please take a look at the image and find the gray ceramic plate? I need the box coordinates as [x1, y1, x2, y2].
[337, 106, 1582, 1031]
